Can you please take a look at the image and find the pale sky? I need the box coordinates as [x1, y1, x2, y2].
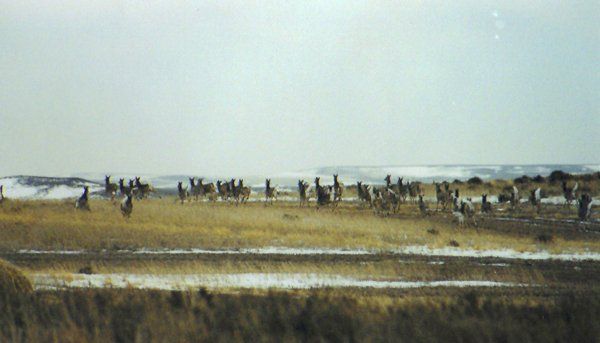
[1, 1, 598, 176]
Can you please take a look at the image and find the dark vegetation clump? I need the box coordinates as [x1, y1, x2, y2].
[79, 265, 95, 275]
[453, 179, 464, 185]
[549, 170, 572, 183]
[467, 177, 483, 185]
[532, 175, 546, 183]
[0, 289, 598, 342]
[514, 175, 531, 184]
[0, 259, 33, 296]
[535, 234, 554, 244]
[448, 240, 460, 247]
[426, 228, 439, 235]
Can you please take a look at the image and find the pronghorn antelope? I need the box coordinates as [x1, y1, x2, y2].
[134, 177, 154, 199]
[75, 186, 90, 211]
[238, 179, 251, 204]
[0, 185, 5, 204]
[562, 181, 578, 206]
[119, 179, 132, 197]
[418, 194, 429, 216]
[177, 181, 188, 204]
[216, 180, 229, 201]
[510, 186, 520, 210]
[120, 193, 133, 218]
[356, 181, 372, 206]
[452, 189, 460, 212]
[104, 175, 118, 200]
[229, 179, 241, 203]
[314, 177, 333, 208]
[189, 177, 201, 200]
[408, 181, 421, 202]
[529, 188, 543, 213]
[434, 182, 449, 210]
[397, 177, 408, 203]
[298, 180, 310, 207]
[198, 178, 217, 201]
[481, 194, 493, 214]
[454, 199, 475, 227]
[265, 179, 278, 205]
[333, 174, 344, 202]
[578, 194, 593, 221]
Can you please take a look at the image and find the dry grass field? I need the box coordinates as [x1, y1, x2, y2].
[0, 173, 599, 342]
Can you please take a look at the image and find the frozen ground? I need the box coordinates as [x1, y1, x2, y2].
[14, 245, 600, 261]
[32, 273, 526, 291]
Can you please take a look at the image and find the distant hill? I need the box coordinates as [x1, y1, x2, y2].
[0, 176, 102, 200]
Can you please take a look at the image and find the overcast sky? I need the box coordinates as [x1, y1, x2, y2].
[1, 1, 598, 177]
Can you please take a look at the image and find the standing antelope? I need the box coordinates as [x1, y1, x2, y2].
[578, 194, 593, 221]
[333, 174, 344, 202]
[134, 177, 154, 199]
[510, 186, 520, 210]
[265, 179, 278, 205]
[315, 177, 332, 208]
[198, 178, 217, 201]
[408, 181, 421, 203]
[189, 177, 201, 201]
[75, 186, 90, 211]
[104, 175, 118, 200]
[418, 194, 429, 216]
[238, 179, 251, 204]
[435, 182, 448, 210]
[177, 181, 188, 204]
[562, 181, 578, 206]
[120, 193, 133, 218]
[529, 188, 543, 214]
[217, 180, 229, 201]
[119, 179, 132, 197]
[481, 194, 493, 214]
[298, 180, 310, 207]
[0, 185, 5, 204]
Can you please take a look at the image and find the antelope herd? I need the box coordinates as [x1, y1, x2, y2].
[0, 174, 596, 224]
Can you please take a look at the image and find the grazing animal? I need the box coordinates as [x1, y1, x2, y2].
[562, 181, 578, 206]
[238, 179, 251, 204]
[357, 181, 372, 206]
[229, 179, 241, 203]
[265, 179, 278, 205]
[481, 194, 493, 214]
[216, 180, 229, 201]
[120, 193, 133, 218]
[397, 177, 408, 202]
[408, 181, 421, 202]
[75, 186, 90, 211]
[0, 185, 5, 204]
[198, 178, 217, 201]
[454, 199, 475, 227]
[134, 177, 153, 199]
[510, 186, 520, 210]
[119, 179, 132, 197]
[578, 194, 593, 221]
[418, 194, 429, 215]
[298, 180, 310, 207]
[435, 182, 449, 210]
[189, 177, 201, 201]
[333, 174, 344, 202]
[315, 177, 332, 208]
[104, 175, 118, 200]
[177, 181, 188, 204]
[529, 188, 543, 213]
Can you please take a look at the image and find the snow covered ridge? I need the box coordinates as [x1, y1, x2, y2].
[14, 246, 600, 261]
[0, 176, 102, 200]
[31, 273, 527, 291]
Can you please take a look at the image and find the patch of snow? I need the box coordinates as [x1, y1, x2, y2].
[31, 273, 526, 291]
[13, 246, 600, 261]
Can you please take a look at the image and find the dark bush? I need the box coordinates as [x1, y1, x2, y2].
[453, 179, 464, 185]
[467, 177, 483, 185]
[549, 170, 572, 183]
[514, 175, 531, 184]
[532, 175, 546, 183]
[449, 240, 460, 247]
[535, 234, 554, 243]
